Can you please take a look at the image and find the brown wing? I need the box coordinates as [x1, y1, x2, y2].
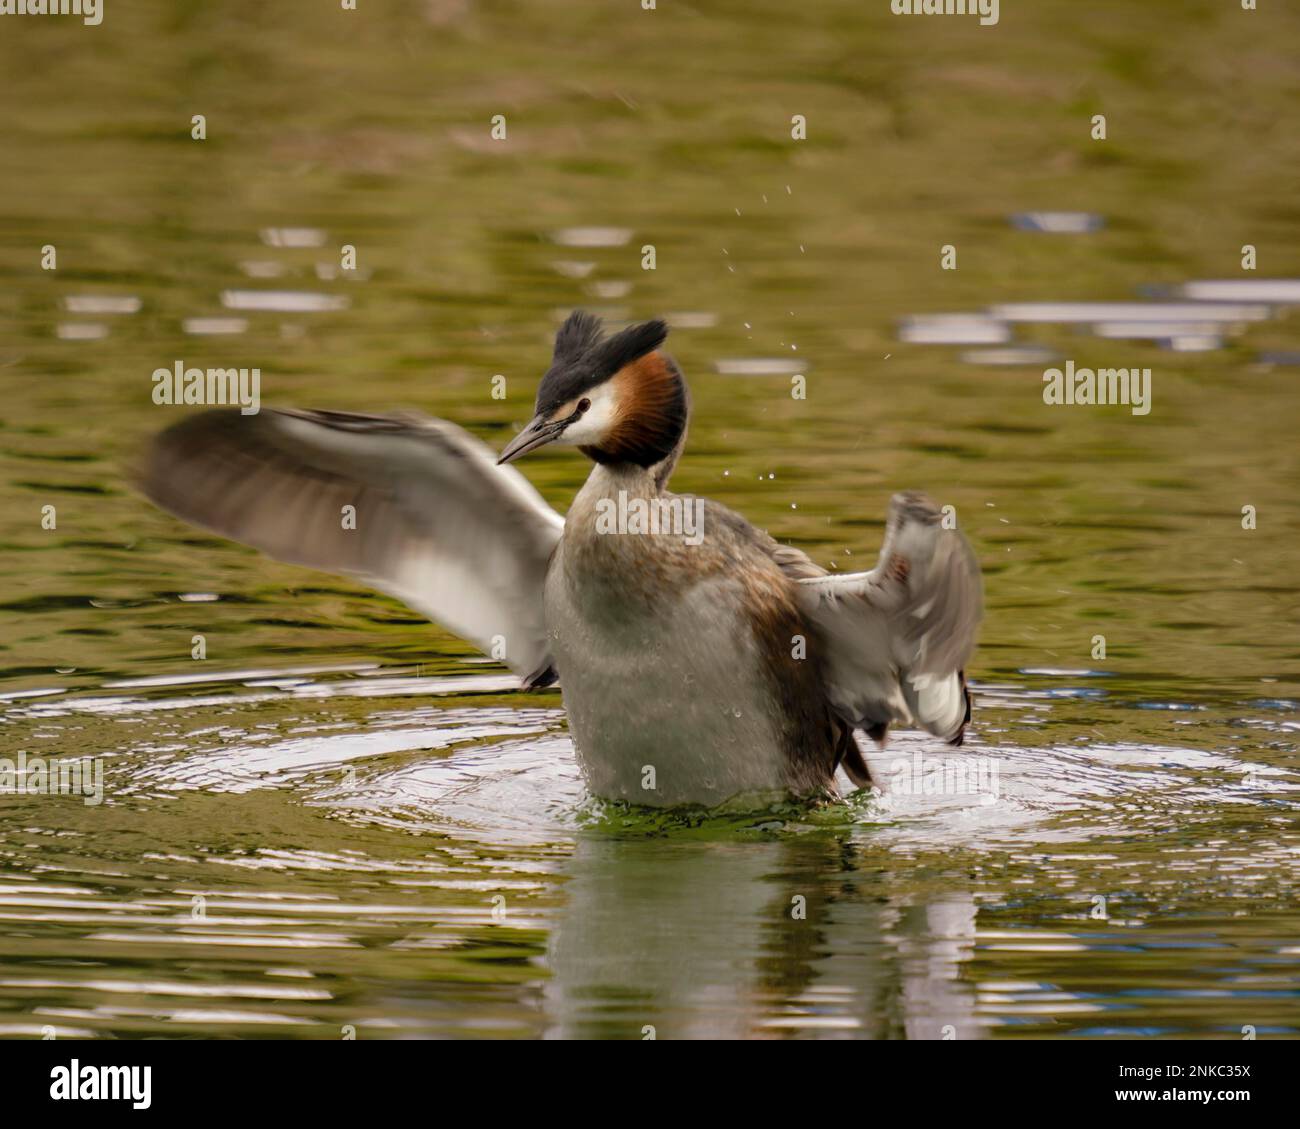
[139, 408, 564, 684]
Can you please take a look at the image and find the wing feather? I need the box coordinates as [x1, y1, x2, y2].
[138, 408, 563, 684]
[794, 492, 982, 742]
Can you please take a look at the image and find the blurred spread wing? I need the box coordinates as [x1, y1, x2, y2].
[794, 492, 982, 743]
[139, 408, 564, 685]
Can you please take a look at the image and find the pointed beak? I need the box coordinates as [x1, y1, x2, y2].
[497, 414, 565, 465]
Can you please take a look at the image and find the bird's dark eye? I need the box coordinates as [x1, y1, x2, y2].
[576, 398, 591, 414]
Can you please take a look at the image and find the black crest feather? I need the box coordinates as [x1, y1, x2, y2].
[590, 319, 669, 379]
[538, 312, 672, 415]
[552, 310, 604, 366]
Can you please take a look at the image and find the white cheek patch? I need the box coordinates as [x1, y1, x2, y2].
[557, 382, 619, 446]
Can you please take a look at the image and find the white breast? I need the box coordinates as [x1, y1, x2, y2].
[544, 552, 790, 808]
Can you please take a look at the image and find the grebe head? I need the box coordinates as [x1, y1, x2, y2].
[497, 310, 688, 469]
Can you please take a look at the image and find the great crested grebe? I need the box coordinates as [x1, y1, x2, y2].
[141, 312, 982, 808]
